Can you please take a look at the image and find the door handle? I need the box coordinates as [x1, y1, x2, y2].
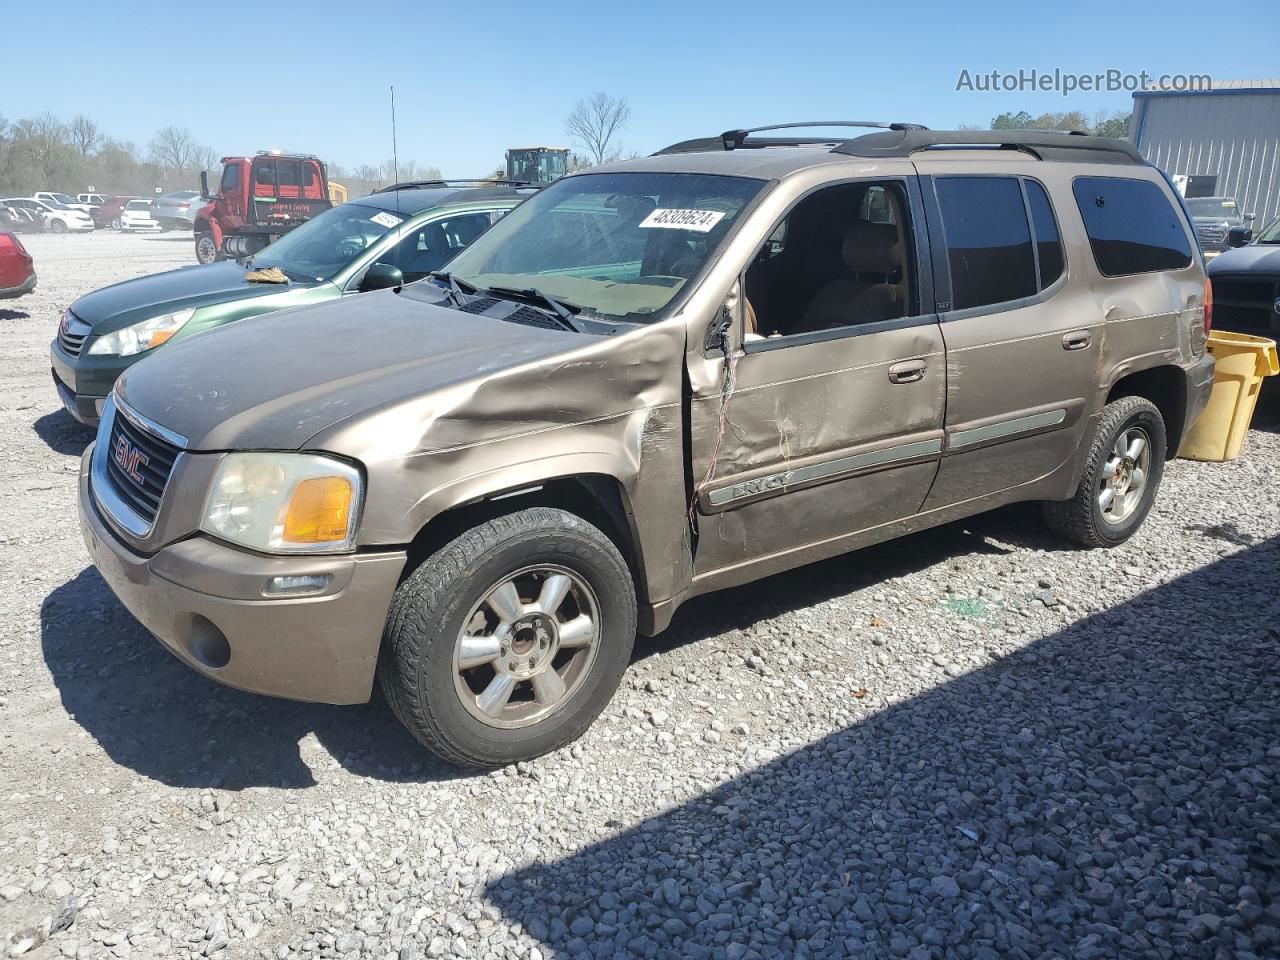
[1062, 330, 1092, 351]
[888, 359, 927, 384]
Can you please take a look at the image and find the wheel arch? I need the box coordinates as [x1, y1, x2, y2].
[400, 473, 649, 604]
[1104, 365, 1187, 459]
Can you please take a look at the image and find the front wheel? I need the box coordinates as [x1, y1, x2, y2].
[194, 231, 219, 264]
[1043, 396, 1166, 548]
[378, 507, 636, 767]
[49, 219, 67, 234]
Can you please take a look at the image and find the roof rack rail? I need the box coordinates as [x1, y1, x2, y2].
[831, 129, 1146, 164]
[655, 121, 928, 156]
[375, 178, 538, 193]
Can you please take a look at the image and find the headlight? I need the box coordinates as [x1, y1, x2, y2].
[201, 452, 363, 554]
[87, 308, 195, 357]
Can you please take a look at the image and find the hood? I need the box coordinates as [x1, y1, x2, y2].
[1207, 244, 1280, 275]
[70, 260, 316, 332]
[115, 287, 603, 451]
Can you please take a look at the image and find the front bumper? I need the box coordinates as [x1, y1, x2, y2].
[1177, 351, 1217, 456]
[0, 271, 36, 299]
[78, 446, 407, 704]
[51, 339, 142, 427]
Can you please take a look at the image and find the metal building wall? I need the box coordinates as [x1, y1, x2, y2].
[1133, 88, 1280, 228]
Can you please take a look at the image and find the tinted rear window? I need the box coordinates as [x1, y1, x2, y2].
[1073, 177, 1193, 276]
[936, 177, 1037, 311]
[1025, 180, 1064, 288]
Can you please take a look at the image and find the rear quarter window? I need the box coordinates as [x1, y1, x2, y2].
[1072, 177, 1193, 277]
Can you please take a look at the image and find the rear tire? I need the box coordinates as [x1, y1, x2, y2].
[1043, 396, 1166, 548]
[378, 507, 636, 768]
[194, 231, 219, 264]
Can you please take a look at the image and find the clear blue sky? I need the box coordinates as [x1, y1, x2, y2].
[7, 0, 1278, 176]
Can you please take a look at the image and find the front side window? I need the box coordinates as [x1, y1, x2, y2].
[744, 180, 917, 339]
[1073, 176, 1193, 276]
[445, 172, 764, 324]
[375, 211, 497, 283]
[936, 177, 1037, 310]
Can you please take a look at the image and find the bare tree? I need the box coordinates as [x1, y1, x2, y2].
[565, 93, 631, 166]
[193, 145, 221, 177]
[148, 126, 198, 173]
[69, 115, 102, 156]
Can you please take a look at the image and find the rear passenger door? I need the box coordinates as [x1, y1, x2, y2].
[913, 166, 1100, 509]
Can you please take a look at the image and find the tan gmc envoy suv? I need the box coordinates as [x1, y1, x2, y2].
[79, 123, 1215, 766]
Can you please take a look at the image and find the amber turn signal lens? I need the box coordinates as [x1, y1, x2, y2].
[148, 329, 178, 349]
[283, 476, 353, 543]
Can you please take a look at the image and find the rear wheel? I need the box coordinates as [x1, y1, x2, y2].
[1043, 396, 1166, 547]
[194, 231, 219, 264]
[378, 507, 636, 767]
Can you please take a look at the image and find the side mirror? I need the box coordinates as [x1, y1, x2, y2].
[1244, 212, 1256, 222]
[1227, 226, 1250, 248]
[360, 262, 404, 292]
[200, 171, 212, 200]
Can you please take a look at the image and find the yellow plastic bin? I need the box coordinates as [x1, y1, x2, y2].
[1180, 330, 1280, 462]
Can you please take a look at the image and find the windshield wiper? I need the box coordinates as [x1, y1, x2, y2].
[428, 271, 479, 307]
[486, 285, 589, 333]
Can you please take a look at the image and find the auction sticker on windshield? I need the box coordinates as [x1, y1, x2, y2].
[639, 208, 725, 233]
[370, 211, 404, 228]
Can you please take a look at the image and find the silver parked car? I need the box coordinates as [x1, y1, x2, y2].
[151, 191, 203, 231]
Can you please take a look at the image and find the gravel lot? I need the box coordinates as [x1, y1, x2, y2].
[2, 232, 1278, 960]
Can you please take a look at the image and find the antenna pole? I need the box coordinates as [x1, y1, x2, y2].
[390, 86, 401, 215]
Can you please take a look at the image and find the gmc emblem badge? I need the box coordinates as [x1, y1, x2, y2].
[112, 433, 150, 486]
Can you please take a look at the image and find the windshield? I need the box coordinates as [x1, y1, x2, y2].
[50, 192, 76, 205]
[249, 202, 405, 281]
[444, 172, 764, 323]
[1257, 218, 1280, 244]
[1187, 198, 1239, 219]
[42, 199, 69, 210]
[125, 200, 149, 211]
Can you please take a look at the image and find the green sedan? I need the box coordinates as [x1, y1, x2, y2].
[51, 183, 531, 426]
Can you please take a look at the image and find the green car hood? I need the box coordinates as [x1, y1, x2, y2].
[69, 260, 324, 333]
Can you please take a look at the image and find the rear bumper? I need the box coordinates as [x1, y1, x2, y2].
[79, 447, 407, 704]
[1177, 352, 1217, 456]
[0, 271, 36, 299]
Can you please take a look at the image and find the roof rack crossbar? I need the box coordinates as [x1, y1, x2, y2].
[831, 129, 1145, 164]
[654, 121, 928, 156]
[375, 178, 537, 193]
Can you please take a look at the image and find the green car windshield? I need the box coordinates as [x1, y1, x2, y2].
[444, 172, 764, 324]
[250, 203, 407, 281]
[1257, 217, 1280, 244]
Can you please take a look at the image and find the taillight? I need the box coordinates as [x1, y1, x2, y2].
[1203, 277, 1213, 336]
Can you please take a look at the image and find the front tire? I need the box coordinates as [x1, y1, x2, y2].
[194, 231, 219, 264]
[379, 507, 636, 767]
[49, 219, 67, 234]
[1043, 396, 1166, 548]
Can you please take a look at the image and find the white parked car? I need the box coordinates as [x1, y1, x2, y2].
[0, 197, 95, 233]
[118, 198, 161, 232]
[34, 191, 97, 215]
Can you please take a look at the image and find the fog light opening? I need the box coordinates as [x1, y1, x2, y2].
[189, 615, 231, 669]
[263, 573, 332, 598]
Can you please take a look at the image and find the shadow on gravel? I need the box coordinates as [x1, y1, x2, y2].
[33, 410, 95, 456]
[0, 308, 31, 320]
[40, 567, 469, 789]
[642, 507, 1049, 663]
[487, 538, 1280, 960]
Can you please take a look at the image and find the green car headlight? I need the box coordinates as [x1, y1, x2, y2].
[87, 308, 195, 357]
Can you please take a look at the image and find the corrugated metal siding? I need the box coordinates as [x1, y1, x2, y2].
[1133, 90, 1280, 227]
